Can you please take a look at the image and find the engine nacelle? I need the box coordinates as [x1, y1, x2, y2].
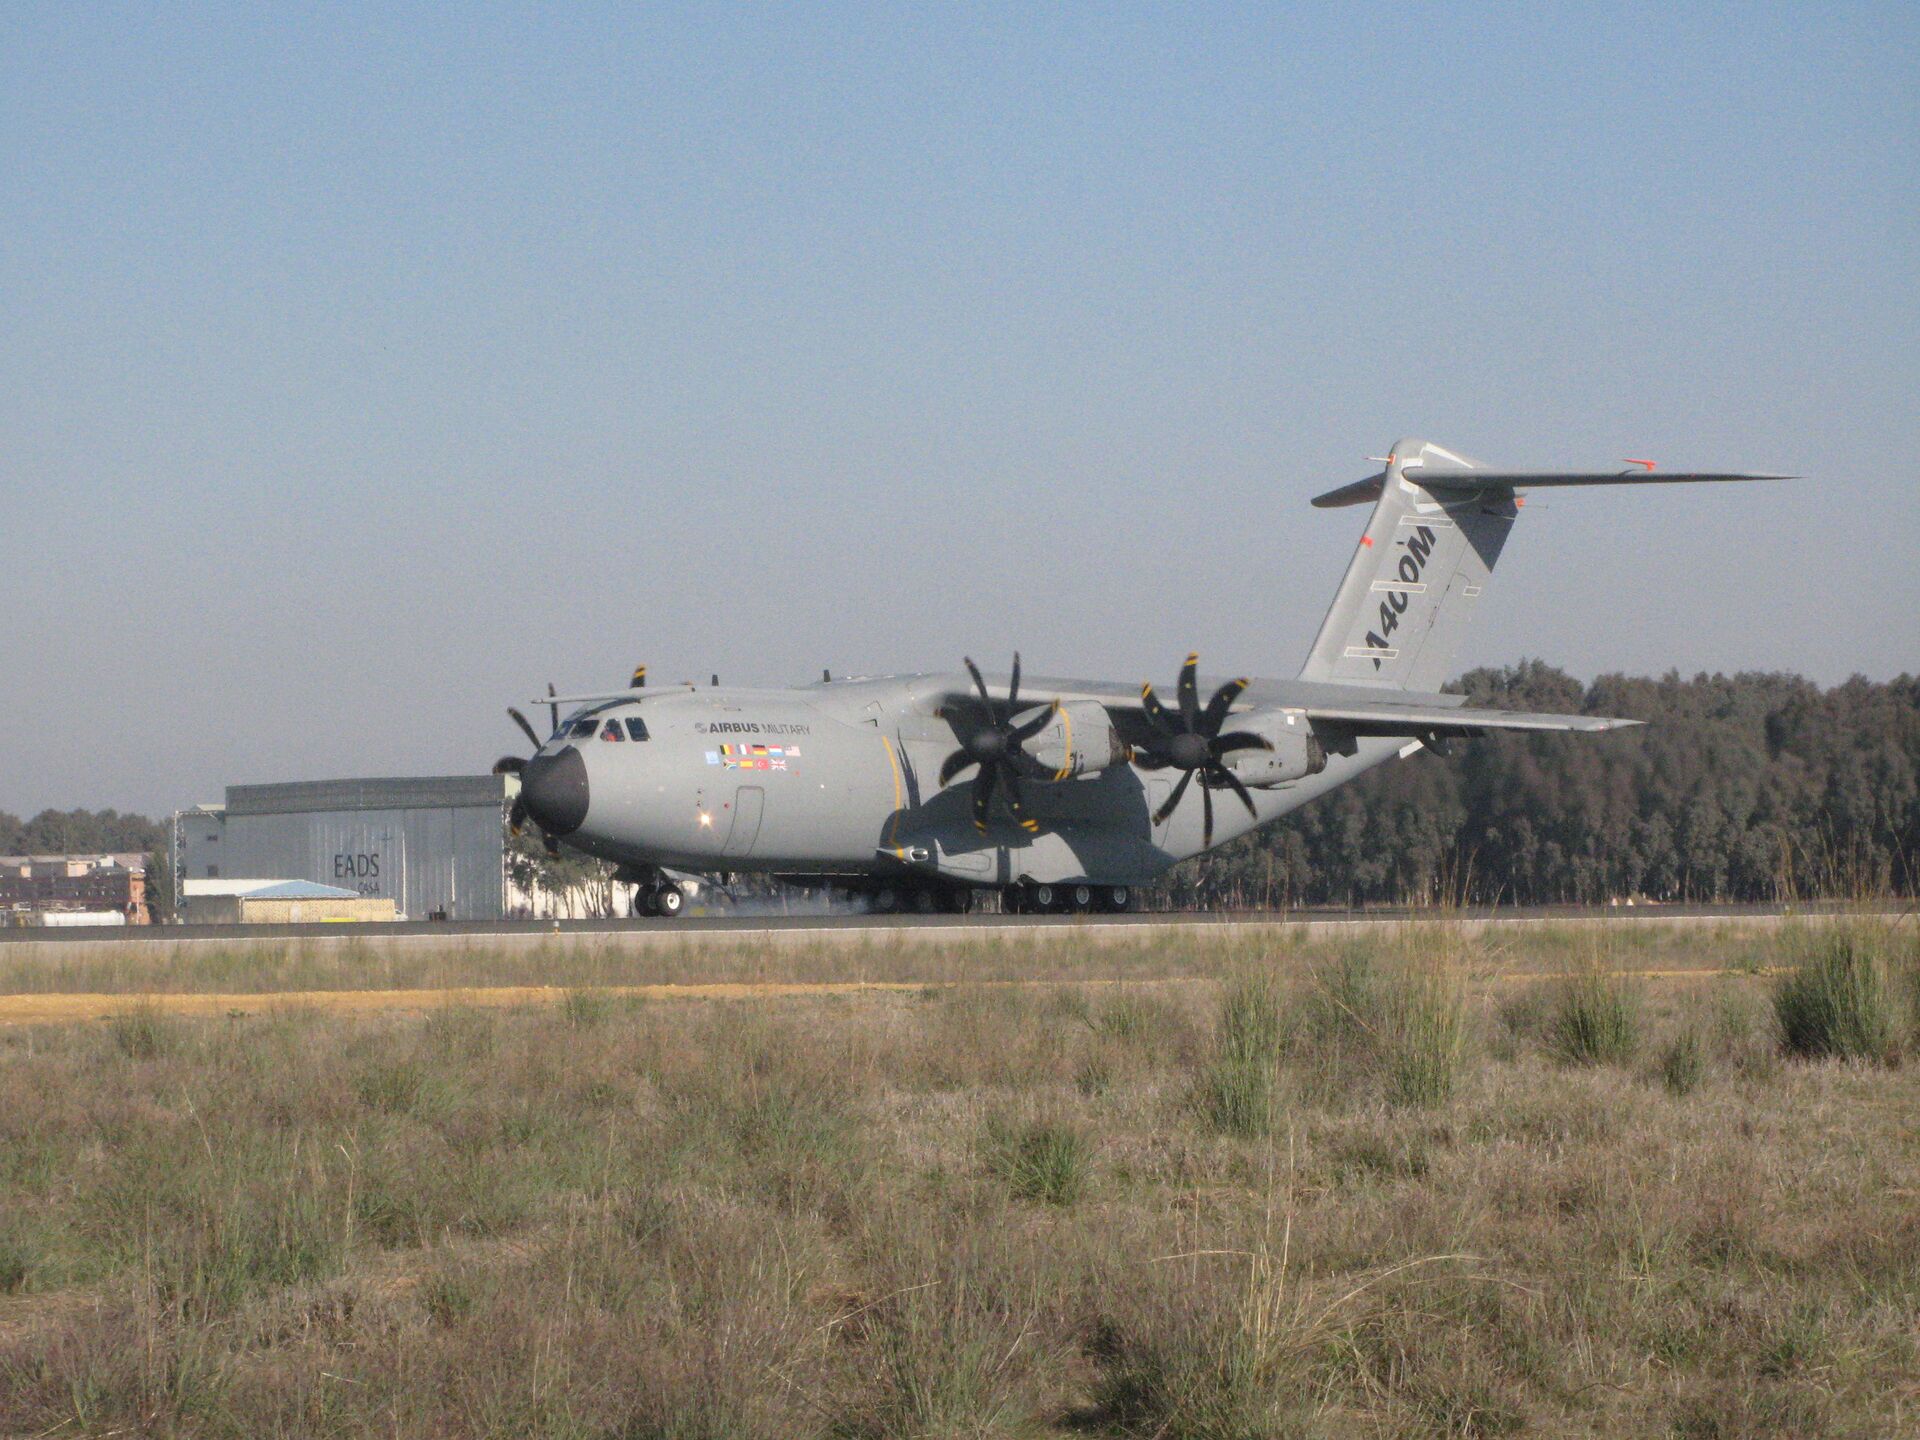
[1219, 710, 1328, 788]
[1020, 701, 1128, 781]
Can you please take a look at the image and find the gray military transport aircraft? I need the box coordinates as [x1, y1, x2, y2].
[495, 439, 1785, 917]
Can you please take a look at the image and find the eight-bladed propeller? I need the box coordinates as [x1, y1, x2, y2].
[938, 654, 1057, 833]
[1137, 652, 1272, 847]
[494, 706, 559, 855]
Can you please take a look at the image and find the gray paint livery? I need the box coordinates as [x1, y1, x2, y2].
[503, 439, 1789, 910]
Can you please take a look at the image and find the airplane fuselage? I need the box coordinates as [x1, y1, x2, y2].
[521, 674, 1404, 893]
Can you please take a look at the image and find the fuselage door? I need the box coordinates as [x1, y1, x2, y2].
[724, 786, 765, 857]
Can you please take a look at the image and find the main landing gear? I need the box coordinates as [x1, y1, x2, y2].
[866, 882, 972, 915]
[637, 882, 686, 918]
[1003, 883, 1135, 915]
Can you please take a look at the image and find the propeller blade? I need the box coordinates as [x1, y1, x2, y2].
[1213, 730, 1274, 755]
[1200, 677, 1250, 736]
[1007, 651, 1021, 710]
[508, 707, 542, 750]
[1216, 766, 1259, 820]
[1002, 770, 1037, 832]
[493, 755, 526, 776]
[1141, 683, 1178, 736]
[546, 683, 559, 735]
[1201, 784, 1215, 849]
[1009, 699, 1059, 743]
[1177, 652, 1200, 730]
[964, 656, 993, 712]
[1153, 768, 1193, 825]
[971, 763, 999, 832]
[939, 748, 976, 787]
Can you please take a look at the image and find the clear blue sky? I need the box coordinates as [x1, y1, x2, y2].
[3, 4, 1915, 817]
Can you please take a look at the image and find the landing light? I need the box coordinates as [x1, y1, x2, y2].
[698, 813, 713, 828]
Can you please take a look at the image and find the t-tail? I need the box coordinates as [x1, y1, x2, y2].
[1297, 438, 1790, 692]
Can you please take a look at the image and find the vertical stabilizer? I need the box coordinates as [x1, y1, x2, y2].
[1297, 439, 1518, 692]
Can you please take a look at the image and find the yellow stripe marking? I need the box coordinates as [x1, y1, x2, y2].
[880, 733, 905, 847]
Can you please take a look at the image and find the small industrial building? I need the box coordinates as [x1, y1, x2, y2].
[174, 775, 513, 921]
[180, 878, 398, 925]
[0, 853, 150, 926]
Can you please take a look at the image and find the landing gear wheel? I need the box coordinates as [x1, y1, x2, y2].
[872, 886, 900, 914]
[1102, 885, 1134, 914]
[910, 887, 938, 914]
[636, 889, 661, 918]
[1030, 883, 1057, 913]
[941, 886, 973, 915]
[1070, 884, 1095, 912]
[655, 884, 685, 919]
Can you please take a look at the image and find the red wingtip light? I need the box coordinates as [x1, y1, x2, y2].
[1622, 457, 1656, 471]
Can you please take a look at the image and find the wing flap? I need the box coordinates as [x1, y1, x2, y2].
[1304, 704, 1640, 737]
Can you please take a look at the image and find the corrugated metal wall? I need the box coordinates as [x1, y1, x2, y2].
[201, 777, 509, 920]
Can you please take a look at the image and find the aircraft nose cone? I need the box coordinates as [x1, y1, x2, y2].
[521, 745, 589, 836]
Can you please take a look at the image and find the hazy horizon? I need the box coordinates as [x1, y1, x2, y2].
[5, 6, 1916, 817]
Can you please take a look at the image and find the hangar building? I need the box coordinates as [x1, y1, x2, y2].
[174, 775, 513, 921]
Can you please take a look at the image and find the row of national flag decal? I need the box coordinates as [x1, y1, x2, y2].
[705, 742, 798, 771]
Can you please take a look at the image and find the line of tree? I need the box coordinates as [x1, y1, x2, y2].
[1166, 664, 1920, 908]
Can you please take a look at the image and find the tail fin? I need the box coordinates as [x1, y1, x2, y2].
[1298, 438, 1789, 691]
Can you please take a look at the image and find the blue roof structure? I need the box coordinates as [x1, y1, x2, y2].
[243, 880, 363, 901]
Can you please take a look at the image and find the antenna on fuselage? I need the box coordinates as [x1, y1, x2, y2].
[822, 668, 831, 682]
[711, 673, 719, 687]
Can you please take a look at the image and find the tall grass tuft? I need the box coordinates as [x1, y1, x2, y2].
[1380, 958, 1468, 1108]
[107, 1003, 178, 1061]
[1774, 929, 1897, 1063]
[1199, 971, 1288, 1136]
[1551, 969, 1640, 1066]
[1217, 971, 1286, 1065]
[982, 1116, 1090, 1206]
[1661, 1028, 1706, 1096]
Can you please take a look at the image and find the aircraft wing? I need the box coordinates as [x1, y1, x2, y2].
[1299, 704, 1639, 737]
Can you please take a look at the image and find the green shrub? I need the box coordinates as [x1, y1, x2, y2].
[1661, 1029, 1705, 1096]
[1551, 971, 1640, 1066]
[982, 1117, 1089, 1206]
[1774, 931, 1896, 1063]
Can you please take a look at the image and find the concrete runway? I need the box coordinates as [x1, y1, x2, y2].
[1, 899, 1904, 950]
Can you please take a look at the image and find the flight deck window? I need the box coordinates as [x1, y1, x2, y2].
[568, 719, 598, 738]
[625, 717, 650, 741]
[601, 720, 625, 742]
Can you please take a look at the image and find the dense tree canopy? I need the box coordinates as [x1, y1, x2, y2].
[0, 809, 167, 855]
[1170, 665, 1920, 907]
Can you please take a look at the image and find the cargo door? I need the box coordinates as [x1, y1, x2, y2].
[723, 786, 764, 857]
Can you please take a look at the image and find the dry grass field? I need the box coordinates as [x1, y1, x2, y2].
[2, 918, 1917, 1438]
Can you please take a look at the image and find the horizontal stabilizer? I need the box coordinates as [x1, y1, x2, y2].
[1312, 465, 1793, 508]
[1304, 704, 1640, 738]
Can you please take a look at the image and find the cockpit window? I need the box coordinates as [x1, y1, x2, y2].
[625, 717, 650, 742]
[568, 718, 598, 738]
[601, 719, 625, 742]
